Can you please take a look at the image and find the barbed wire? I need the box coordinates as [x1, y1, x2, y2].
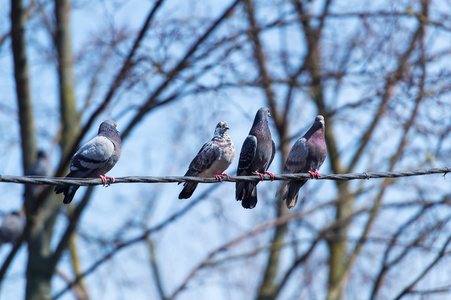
[0, 167, 449, 186]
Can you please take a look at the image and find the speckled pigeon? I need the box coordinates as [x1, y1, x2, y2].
[179, 121, 235, 199]
[276, 115, 327, 209]
[25, 150, 51, 200]
[236, 107, 276, 209]
[54, 120, 122, 204]
[0, 211, 24, 246]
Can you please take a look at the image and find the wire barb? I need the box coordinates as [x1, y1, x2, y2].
[443, 167, 450, 178]
[0, 167, 449, 186]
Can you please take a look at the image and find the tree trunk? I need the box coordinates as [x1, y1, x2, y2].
[25, 0, 80, 299]
[55, 0, 80, 155]
[11, 0, 36, 172]
[242, 1, 292, 297]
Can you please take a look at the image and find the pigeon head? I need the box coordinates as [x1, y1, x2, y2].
[99, 120, 119, 135]
[304, 115, 326, 139]
[252, 107, 271, 127]
[315, 115, 325, 129]
[214, 121, 230, 137]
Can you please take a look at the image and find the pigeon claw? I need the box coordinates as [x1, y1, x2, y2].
[222, 173, 231, 180]
[308, 170, 321, 179]
[265, 171, 275, 181]
[253, 172, 266, 181]
[215, 174, 231, 182]
[99, 175, 115, 187]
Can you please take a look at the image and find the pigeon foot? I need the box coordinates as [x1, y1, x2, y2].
[253, 171, 266, 181]
[308, 170, 321, 179]
[99, 175, 115, 186]
[265, 171, 275, 181]
[215, 173, 231, 182]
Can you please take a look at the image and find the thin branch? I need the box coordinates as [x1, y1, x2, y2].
[120, 0, 241, 141]
[52, 184, 218, 300]
[55, 0, 165, 178]
[393, 234, 451, 300]
[50, 187, 94, 269]
[346, 11, 424, 173]
[146, 237, 167, 300]
[167, 198, 369, 300]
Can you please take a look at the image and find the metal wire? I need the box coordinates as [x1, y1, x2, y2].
[1, 167, 449, 186]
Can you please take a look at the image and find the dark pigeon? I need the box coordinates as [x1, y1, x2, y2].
[236, 107, 276, 209]
[25, 150, 52, 200]
[179, 121, 235, 199]
[0, 211, 24, 246]
[276, 115, 327, 209]
[55, 120, 122, 204]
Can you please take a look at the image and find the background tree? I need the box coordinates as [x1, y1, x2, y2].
[1, 0, 451, 299]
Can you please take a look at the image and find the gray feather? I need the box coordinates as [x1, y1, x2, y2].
[236, 107, 276, 209]
[237, 136, 257, 171]
[179, 121, 235, 199]
[55, 120, 122, 204]
[276, 115, 327, 209]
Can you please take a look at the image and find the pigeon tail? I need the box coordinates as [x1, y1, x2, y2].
[237, 182, 258, 209]
[63, 187, 79, 204]
[235, 181, 252, 201]
[275, 180, 288, 197]
[242, 184, 257, 209]
[55, 185, 79, 204]
[179, 183, 198, 199]
[54, 185, 68, 195]
[284, 180, 307, 209]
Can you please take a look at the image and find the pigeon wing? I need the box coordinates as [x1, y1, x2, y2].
[237, 135, 257, 175]
[276, 138, 309, 196]
[285, 138, 309, 173]
[69, 136, 114, 177]
[184, 141, 220, 177]
[268, 139, 276, 168]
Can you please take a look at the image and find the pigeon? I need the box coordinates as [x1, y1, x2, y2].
[25, 150, 52, 200]
[54, 120, 122, 204]
[0, 211, 24, 246]
[236, 107, 276, 209]
[276, 115, 327, 209]
[179, 121, 235, 199]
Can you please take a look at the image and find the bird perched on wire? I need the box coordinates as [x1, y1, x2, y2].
[276, 115, 327, 209]
[236, 107, 276, 209]
[55, 120, 122, 204]
[25, 150, 52, 200]
[0, 211, 24, 246]
[179, 121, 235, 199]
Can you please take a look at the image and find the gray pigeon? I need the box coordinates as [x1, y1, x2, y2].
[25, 150, 52, 200]
[236, 107, 276, 209]
[54, 120, 122, 204]
[276, 115, 327, 209]
[179, 121, 235, 199]
[0, 211, 24, 246]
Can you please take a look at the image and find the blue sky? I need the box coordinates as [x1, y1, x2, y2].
[1, 0, 451, 299]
